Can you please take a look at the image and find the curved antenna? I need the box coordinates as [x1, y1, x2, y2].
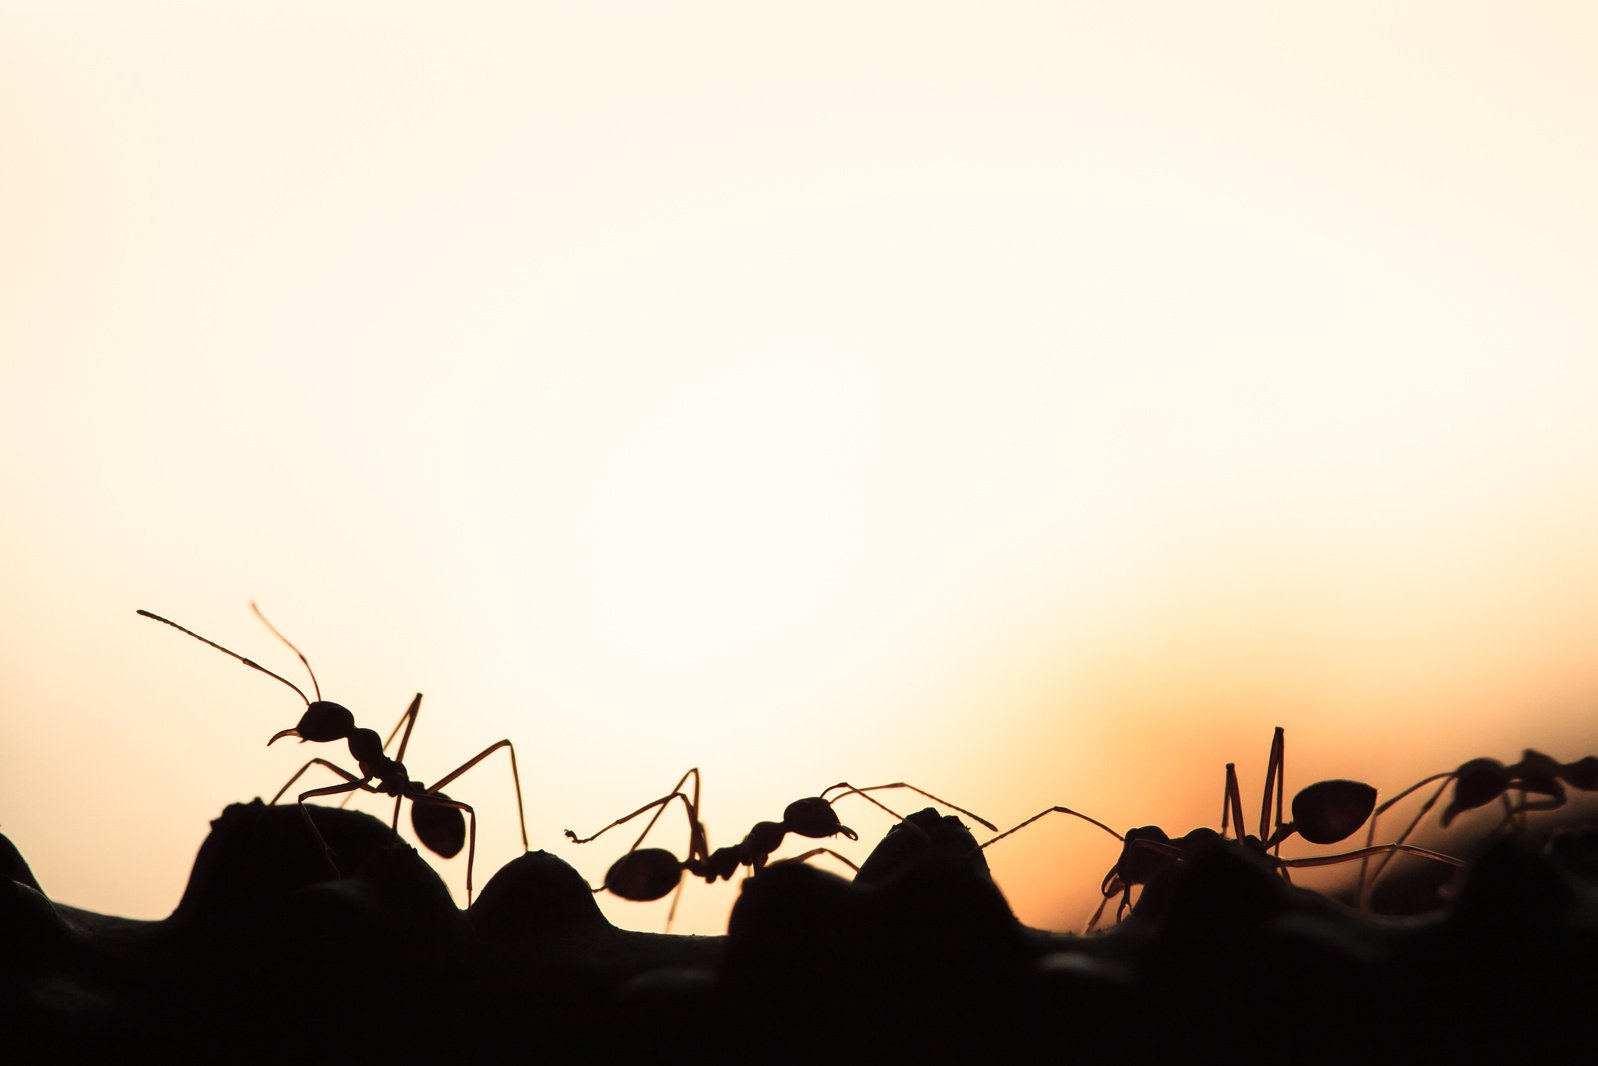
[137, 609, 311, 706]
[249, 601, 322, 702]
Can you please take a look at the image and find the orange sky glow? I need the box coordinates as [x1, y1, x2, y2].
[3, 4, 1598, 935]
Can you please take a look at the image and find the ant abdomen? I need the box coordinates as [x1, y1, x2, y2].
[411, 799, 467, 860]
[782, 797, 857, 841]
[1291, 779, 1376, 844]
[605, 849, 685, 902]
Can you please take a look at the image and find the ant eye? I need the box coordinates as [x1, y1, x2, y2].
[1291, 779, 1376, 844]
[783, 797, 842, 838]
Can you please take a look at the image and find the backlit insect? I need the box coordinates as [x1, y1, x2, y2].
[982, 727, 1461, 928]
[138, 605, 528, 901]
[564, 768, 996, 926]
[1357, 746, 1598, 906]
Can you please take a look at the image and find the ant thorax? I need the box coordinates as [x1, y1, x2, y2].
[347, 728, 407, 786]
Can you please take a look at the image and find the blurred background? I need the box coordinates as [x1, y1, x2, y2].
[3, 3, 1597, 935]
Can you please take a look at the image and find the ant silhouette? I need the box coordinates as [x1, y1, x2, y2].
[137, 605, 529, 901]
[981, 727, 1462, 929]
[1356, 747, 1598, 907]
[563, 768, 997, 927]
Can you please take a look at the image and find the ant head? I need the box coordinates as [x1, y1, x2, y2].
[1565, 755, 1598, 791]
[1290, 779, 1377, 845]
[1117, 825, 1174, 887]
[783, 797, 857, 841]
[1441, 757, 1509, 826]
[604, 848, 685, 902]
[267, 701, 355, 746]
[411, 796, 467, 860]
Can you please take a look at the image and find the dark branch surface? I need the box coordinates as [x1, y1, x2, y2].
[4, 800, 1596, 1062]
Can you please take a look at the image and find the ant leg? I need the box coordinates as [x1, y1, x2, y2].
[1261, 727, 1285, 847]
[413, 793, 478, 903]
[1281, 841, 1464, 873]
[1357, 772, 1454, 908]
[565, 791, 698, 847]
[664, 876, 689, 932]
[820, 782, 998, 832]
[386, 693, 425, 764]
[334, 698, 420, 811]
[1220, 764, 1247, 842]
[980, 807, 1123, 850]
[295, 778, 381, 875]
[774, 847, 861, 873]
[628, 769, 704, 858]
[269, 758, 368, 806]
[426, 739, 531, 853]
[1085, 891, 1114, 933]
[341, 695, 425, 812]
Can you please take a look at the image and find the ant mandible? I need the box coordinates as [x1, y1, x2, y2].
[982, 727, 1462, 929]
[1356, 746, 1598, 907]
[563, 768, 997, 927]
[137, 605, 530, 902]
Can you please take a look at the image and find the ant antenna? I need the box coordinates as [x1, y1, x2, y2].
[136, 609, 311, 706]
[249, 601, 322, 702]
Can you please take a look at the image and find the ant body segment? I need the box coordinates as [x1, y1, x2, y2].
[982, 727, 1461, 929]
[137, 606, 529, 901]
[563, 769, 996, 926]
[1357, 747, 1598, 906]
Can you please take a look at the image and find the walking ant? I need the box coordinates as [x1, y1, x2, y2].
[981, 727, 1462, 929]
[563, 768, 997, 927]
[1356, 747, 1598, 907]
[137, 606, 529, 901]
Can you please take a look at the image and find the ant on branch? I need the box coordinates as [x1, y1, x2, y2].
[137, 605, 529, 902]
[982, 727, 1462, 929]
[1356, 746, 1598, 907]
[563, 768, 997, 927]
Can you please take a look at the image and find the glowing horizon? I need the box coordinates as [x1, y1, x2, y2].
[3, 4, 1598, 934]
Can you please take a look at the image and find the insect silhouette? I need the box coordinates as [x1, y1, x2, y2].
[563, 768, 997, 926]
[981, 727, 1462, 929]
[137, 605, 529, 901]
[1356, 747, 1598, 907]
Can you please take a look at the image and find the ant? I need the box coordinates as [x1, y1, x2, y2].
[1356, 747, 1598, 907]
[563, 768, 997, 926]
[981, 727, 1462, 929]
[137, 605, 529, 902]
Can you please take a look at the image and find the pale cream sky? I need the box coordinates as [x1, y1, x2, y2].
[3, 4, 1597, 932]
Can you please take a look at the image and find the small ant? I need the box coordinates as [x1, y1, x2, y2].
[1357, 747, 1598, 906]
[982, 727, 1462, 929]
[563, 768, 997, 926]
[138, 605, 529, 901]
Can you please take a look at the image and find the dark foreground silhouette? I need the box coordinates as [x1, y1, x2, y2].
[4, 800, 1596, 1063]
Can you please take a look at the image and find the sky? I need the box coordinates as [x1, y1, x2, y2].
[3, 2, 1598, 934]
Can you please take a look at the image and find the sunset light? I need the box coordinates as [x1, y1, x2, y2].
[4, 3, 1597, 943]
